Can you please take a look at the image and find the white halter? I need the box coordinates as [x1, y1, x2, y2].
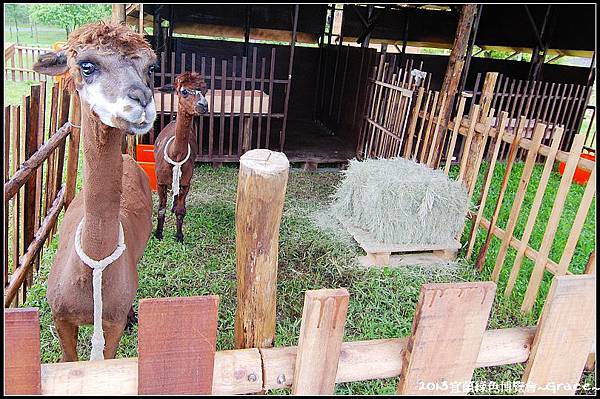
[163, 136, 191, 203]
[74, 219, 126, 361]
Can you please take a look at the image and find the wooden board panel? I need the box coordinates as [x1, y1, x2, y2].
[522, 275, 596, 394]
[292, 288, 349, 394]
[397, 281, 496, 395]
[4, 308, 41, 394]
[154, 90, 269, 114]
[337, 215, 461, 254]
[138, 295, 219, 394]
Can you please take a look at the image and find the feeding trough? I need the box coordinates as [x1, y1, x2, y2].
[558, 151, 595, 185]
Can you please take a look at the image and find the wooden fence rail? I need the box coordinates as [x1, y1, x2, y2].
[3, 84, 81, 308]
[5, 275, 595, 395]
[4, 45, 52, 82]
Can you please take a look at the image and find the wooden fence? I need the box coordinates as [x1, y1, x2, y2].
[356, 57, 429, 159]
[150, 48, 288, 161]
[4, 44, 52, 82]
[359, 71, 596, 312]
[5, 275, 595, 395]
[465, 72, 592, 154]
[4, 83, 81, 307]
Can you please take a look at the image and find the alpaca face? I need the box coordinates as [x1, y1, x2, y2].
[33, 23, 158, 135]
[158, 72, 209, 116]
[73, 50, 158, 135]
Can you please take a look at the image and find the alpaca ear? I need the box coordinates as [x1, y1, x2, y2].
[158, 84, 176, 93]
[33, 51, 69, 76]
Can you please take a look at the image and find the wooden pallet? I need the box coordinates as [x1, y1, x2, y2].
[337, 216, 461, 267]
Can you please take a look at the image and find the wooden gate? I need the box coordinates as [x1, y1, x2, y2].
[357, 58, 427, 159]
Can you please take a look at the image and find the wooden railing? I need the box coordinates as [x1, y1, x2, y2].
[150, 48, 288, 161]
[5, 276, 595, 394]
[4, 45, 52, 82]
[4, 83, 81, 307]
[360, 71, 596, 313]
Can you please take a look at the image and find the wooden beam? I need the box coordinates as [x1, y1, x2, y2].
[111, 4, 126, 24]
[234, 150, 290, 349]
[38, 327, 539, 395]
[434, 4, 478, 158]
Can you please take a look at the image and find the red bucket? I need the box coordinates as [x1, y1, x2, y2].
[136, 144, 157, 192]
[558, 152, 595, 185]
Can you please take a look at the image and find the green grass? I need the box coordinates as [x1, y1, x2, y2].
[19, 161, 596, 394]
[4, 25, 67, 47]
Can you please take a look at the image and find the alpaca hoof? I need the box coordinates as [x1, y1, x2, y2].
[155, 230, 163, 240]
[175, 234, 184, 243]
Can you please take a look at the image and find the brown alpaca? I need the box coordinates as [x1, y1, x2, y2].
[33, 22, 156, 361]
[154, 72, 208, 243]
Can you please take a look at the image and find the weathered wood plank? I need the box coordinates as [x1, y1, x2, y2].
[4, 308, 41, 394]
[138, 295, 219, 394]
[397, 281, 496, 395]
[292, 288, 349, 395]
[522, 275, 596, 394]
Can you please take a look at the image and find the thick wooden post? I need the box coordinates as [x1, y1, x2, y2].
[234, 149, 290, 349]
[433, 5, 478, 158]
[111, 4, 126, 24]
[463, 72, 497, 193]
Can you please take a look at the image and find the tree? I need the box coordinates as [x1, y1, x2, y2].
[29, 4, 111, 37]
[5, 4, 29, 43]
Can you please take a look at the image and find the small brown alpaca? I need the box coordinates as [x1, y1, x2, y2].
[33, 22, 156, 361]
[154, 72, 208, 243]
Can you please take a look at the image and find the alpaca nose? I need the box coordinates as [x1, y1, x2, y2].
[128, 86, 152, 107]
[197, 97, 209, 113]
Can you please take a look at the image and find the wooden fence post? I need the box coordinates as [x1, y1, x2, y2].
[397, 281, 496, 395]
[234, 149, 290, 349]
[138, 295, 220, 394]
[292, 288, 349, 395]
[64, 93, 81, 209]
[463, 72, 498, 193]
[5, 308, 41, 394]
[522, 275, 596, 394]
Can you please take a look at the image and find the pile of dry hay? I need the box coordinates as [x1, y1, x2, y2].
[331, 157, 470, 246]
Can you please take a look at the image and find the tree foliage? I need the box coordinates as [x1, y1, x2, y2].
[29, 4, 111, 36]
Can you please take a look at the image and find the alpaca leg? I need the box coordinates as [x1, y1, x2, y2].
[125, 306, 137, 333]
[174, 185, 190, 243]
[102, 319, 127, 360]
[155, 184, 168, 240]
[54, 318, 79, 362]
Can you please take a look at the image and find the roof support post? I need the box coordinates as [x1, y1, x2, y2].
[431, 4, 478, 167]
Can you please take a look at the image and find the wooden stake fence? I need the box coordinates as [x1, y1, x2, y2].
[4, 275, 595, 395]
[4, 84, 80, 308]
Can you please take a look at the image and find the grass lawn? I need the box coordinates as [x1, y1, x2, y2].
[20, 160, 596, 394]
[4, 25, 67, 47]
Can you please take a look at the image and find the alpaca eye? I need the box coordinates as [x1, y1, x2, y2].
[148, 65, 155, 76]
[180, 88, 189, 97]
[80, 62, 97, 77]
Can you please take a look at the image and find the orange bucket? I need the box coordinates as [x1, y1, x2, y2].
[136, 144, 157, 191]
[136, 144, 156, 162]
[558, 152, 595, 185]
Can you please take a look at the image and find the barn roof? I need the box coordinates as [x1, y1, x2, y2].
[130, 4, 594, 57]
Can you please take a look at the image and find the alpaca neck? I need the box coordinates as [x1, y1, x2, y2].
[168, 110, 194, 161]
[79, 102, 124, 261]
